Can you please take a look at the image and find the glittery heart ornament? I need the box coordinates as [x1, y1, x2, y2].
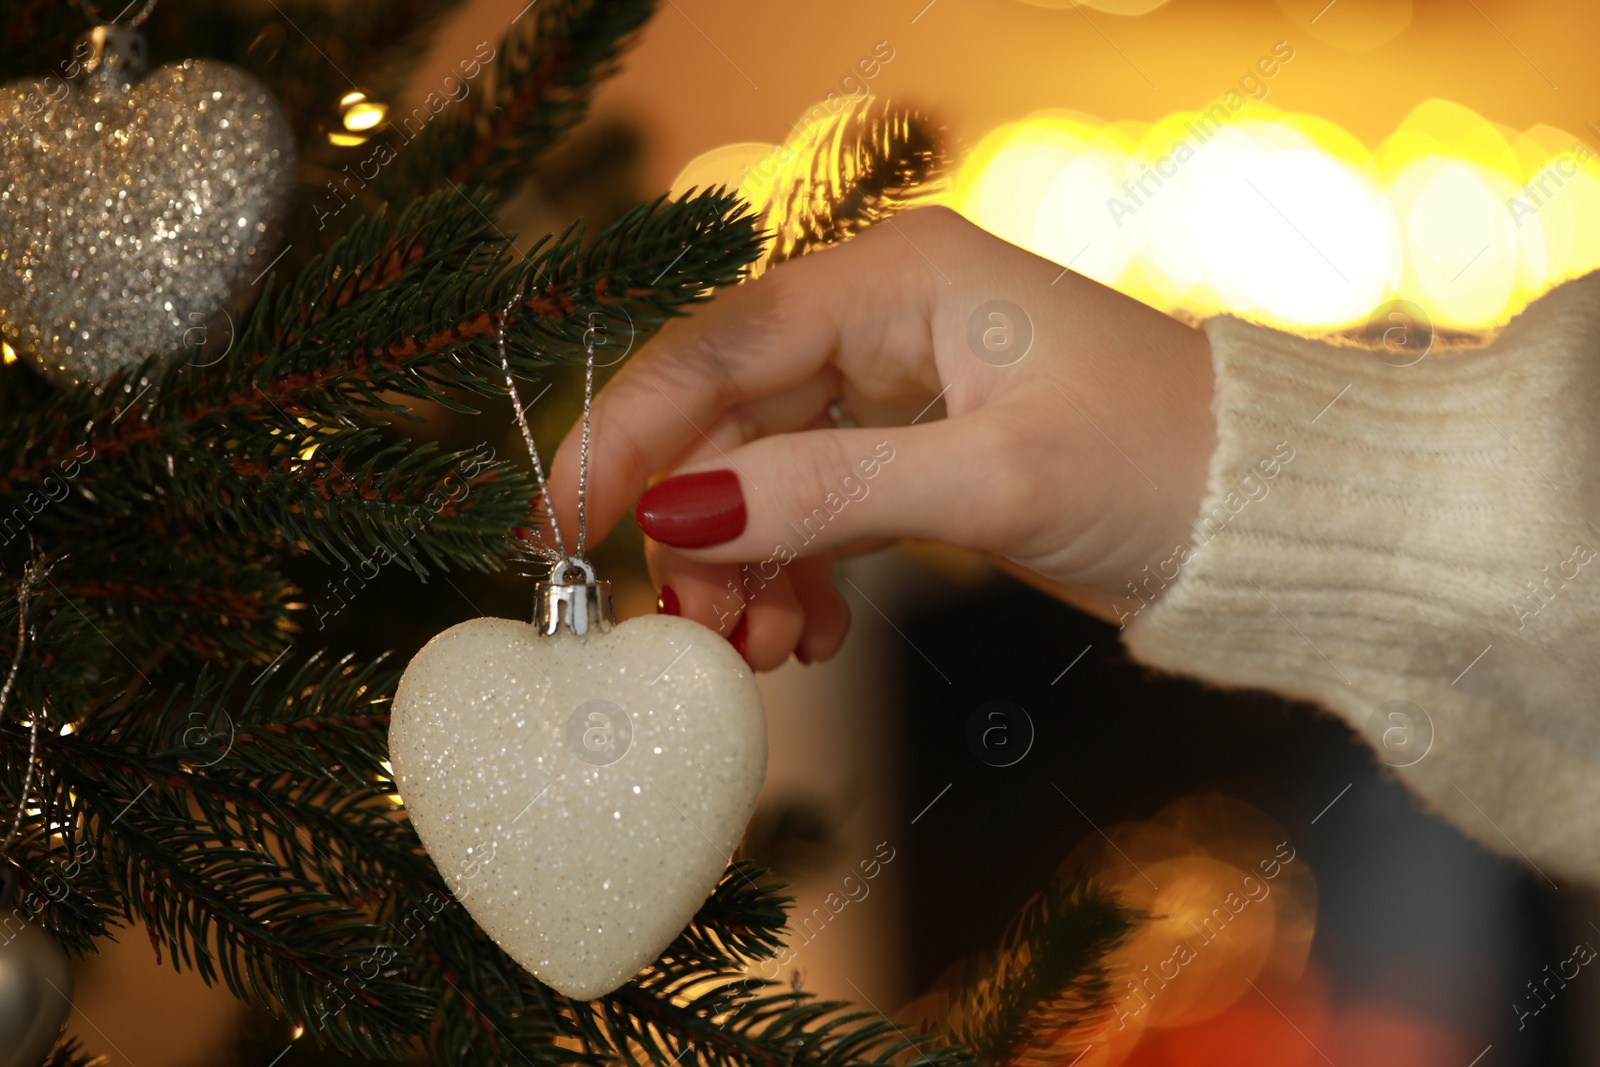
[0, 26, 295, 387]
[390, 600, 767, 1000]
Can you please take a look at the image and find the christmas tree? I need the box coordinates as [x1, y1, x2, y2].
[0, 1, 1138, 1063]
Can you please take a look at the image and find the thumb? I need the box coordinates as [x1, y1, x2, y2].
[633, 416, 1025, 562]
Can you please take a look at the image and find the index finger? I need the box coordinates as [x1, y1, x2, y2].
[546, 214, 942, 551]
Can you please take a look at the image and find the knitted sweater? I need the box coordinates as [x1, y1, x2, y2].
[1125, 270, 1600, 886]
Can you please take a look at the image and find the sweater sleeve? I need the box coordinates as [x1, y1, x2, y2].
[1123, 271, 1600, 886]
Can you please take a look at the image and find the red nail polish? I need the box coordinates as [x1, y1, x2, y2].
[729, 616, 749, 662]
[636, 470, 746, 548]
[657, 586, 680, 616]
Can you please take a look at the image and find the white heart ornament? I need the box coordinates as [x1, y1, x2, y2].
[390, 613, 766, 999]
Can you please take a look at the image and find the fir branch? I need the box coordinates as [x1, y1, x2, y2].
[377, 0, 656, 201]
[935, 875, 1136, 1067]
[666, 861, 790, 966]
[160, 434, 532, 575]
[416, 864, 795, 1064]
[57, 763, 429, 1055]
[0, 569, 136, 734]
[0, 526, 298, 688]
[6, 654, 438, 1059]
[241, 186, 759, 395]
[53, 555, 298, 665]
[763, 98, 947, 269]
[599, 974, 981, 1067]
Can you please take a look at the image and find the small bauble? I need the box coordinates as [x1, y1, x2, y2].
[0, 921, 73, 1067]
[390, 590, 766, 1000]
[0, 25, 295, 387]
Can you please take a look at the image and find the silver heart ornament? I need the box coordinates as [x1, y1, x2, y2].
[390, 613, 768, 999]
[0, 921, 73, 1067]
[0, 28, 295, 387]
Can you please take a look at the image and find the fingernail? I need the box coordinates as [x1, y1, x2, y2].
[656, 586, 680, 616]
[635, 470, 746, 548]
[729, 616, 749, 662]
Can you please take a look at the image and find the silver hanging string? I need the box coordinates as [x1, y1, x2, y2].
[1, 557, 55, 859]
[575, 316, 598, 561]
[497, 291, 601, 579]
[499, 289, 563, 565]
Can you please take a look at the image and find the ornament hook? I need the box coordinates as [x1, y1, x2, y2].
[496, 286, 612, 636]
[76, 22, 149, 94]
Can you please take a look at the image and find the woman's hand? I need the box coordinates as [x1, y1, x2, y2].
[547, 206, 1217, 669]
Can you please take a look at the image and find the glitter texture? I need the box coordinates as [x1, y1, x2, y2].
[390, 614, 767, 999]
[0, 55, 294, 387]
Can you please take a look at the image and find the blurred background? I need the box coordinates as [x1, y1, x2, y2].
[58, 0, 1600, 1063]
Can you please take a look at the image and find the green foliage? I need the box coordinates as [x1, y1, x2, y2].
[376, 0, 657, 201]
[934, 875, 1137, 1067]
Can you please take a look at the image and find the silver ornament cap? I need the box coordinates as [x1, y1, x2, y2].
[533, 558, 614, 637]
[82, 24, 150, 90]
[0, 921, 73, 1067]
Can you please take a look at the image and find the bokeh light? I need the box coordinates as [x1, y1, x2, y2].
[329, 90, 388, 146]
[954, 100, 1600, 331]
[343, 100, 388, 132]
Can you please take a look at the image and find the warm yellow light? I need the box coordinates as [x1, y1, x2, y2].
[1188, 120, 1393, 328]
[380, 759, 403, 808]
[1389, 156, 1520, 328]
[326, 131, 369, 147]
[1, 342, 15, 365]
[670, 141, 777, 205]
[960, 115, 1138, 288]
[339, 91, 367, 108]
[959, 101, 1600, 332]
[343, 101, 387, 132]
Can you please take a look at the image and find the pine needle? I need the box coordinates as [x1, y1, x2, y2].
[930, 874, 1138, 1067]
[760, 97, 948, 269]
